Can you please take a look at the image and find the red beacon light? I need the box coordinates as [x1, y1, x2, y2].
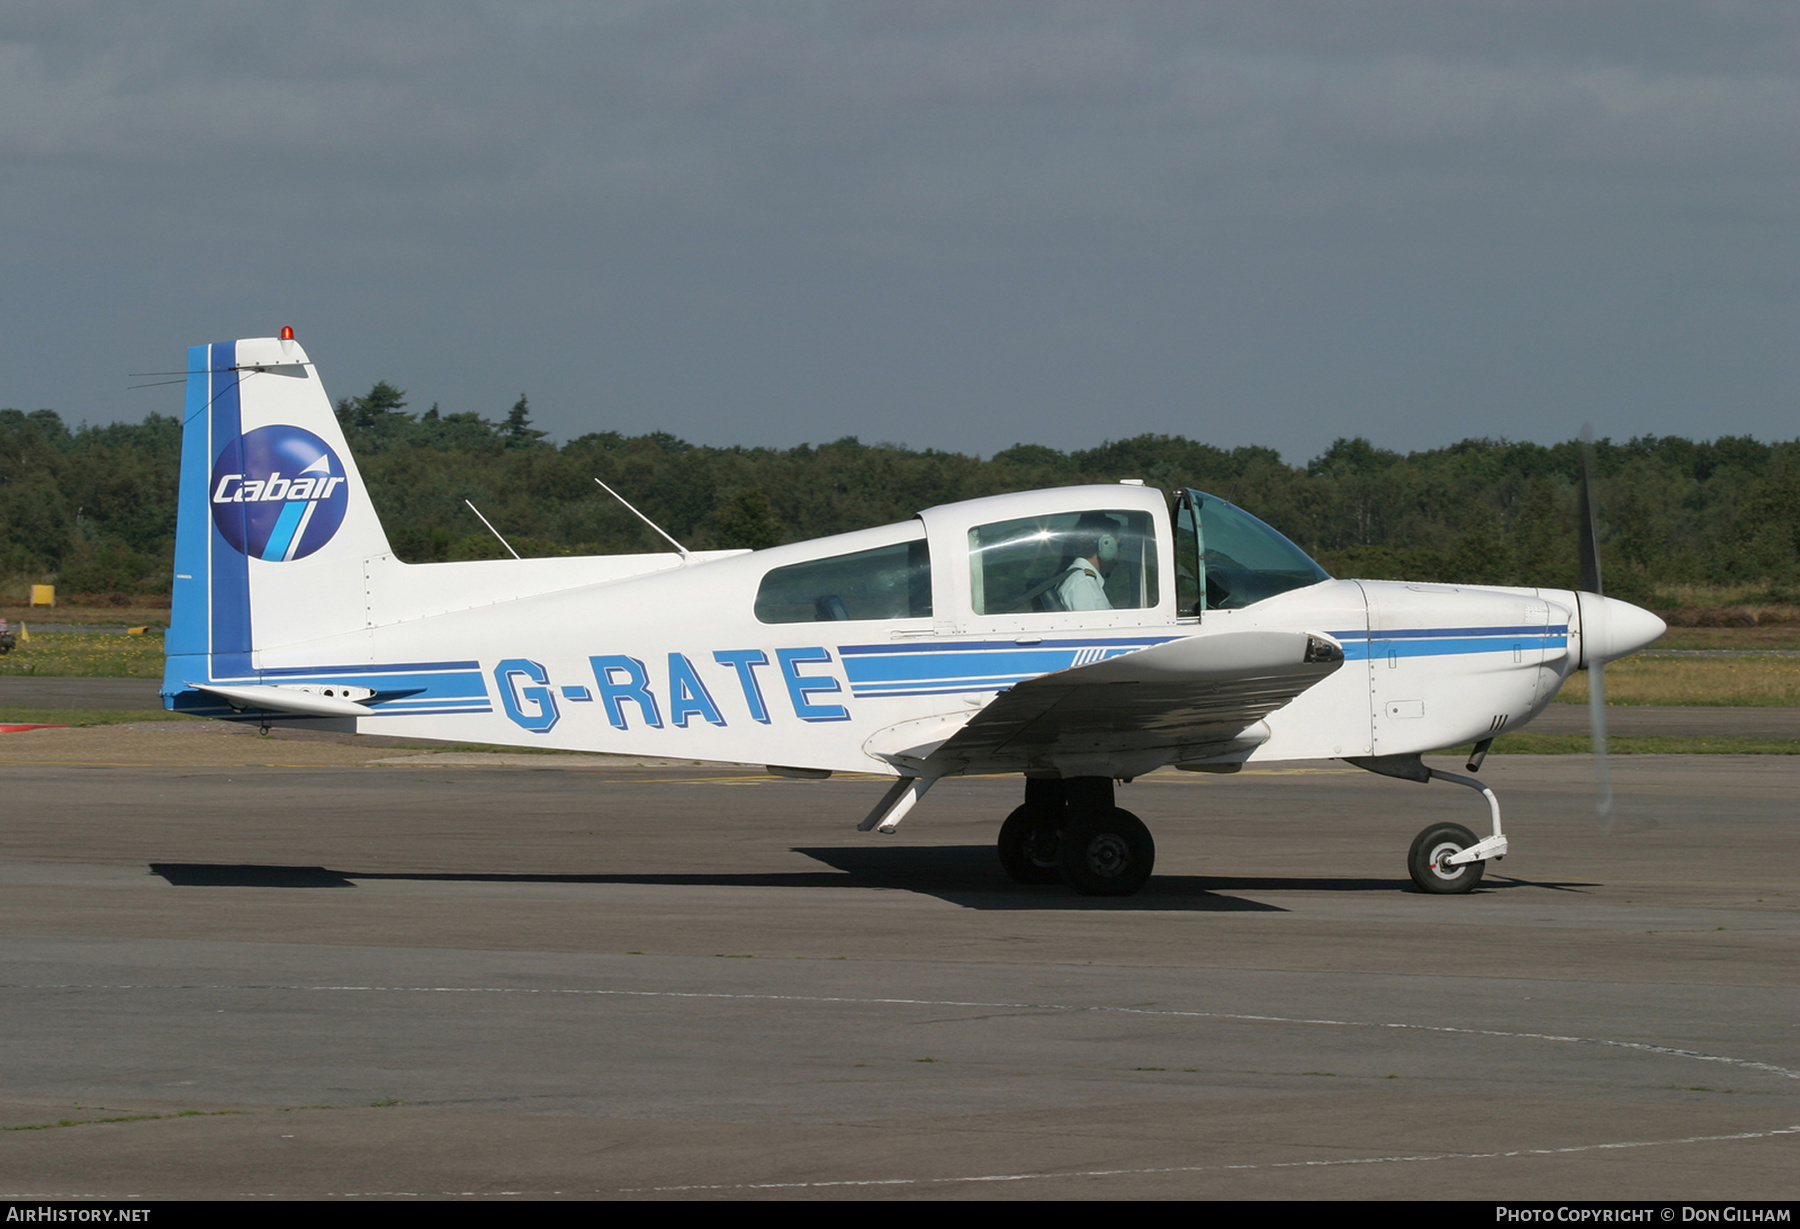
[279, 326, 294, 340]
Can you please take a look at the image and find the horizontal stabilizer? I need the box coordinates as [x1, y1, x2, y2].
[190, 682, 373, 718]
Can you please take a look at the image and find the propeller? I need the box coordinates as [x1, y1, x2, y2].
[1577, 425, 1613, 831]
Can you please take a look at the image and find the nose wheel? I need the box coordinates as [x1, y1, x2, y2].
[1408, 822, 1485, 894]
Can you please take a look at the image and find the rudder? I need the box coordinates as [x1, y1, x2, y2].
[163, 335, 393, 705]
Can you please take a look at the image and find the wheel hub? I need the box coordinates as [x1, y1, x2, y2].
[1429, 842, 1466, 879]
[1022, 824, 1060, 868]
[1083, 833, 1131, 877]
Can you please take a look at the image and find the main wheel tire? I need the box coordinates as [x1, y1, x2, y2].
[998, 805, 1065, 884]
[1059, 808, 1155, 897]
[1408, 822, 1485, 894]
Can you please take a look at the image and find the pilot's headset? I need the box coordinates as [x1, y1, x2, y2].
[1074, 513, 1122, 564]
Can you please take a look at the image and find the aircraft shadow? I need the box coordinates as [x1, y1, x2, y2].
[149, 854, 1284, 911]
[143, 848, 1543, 910]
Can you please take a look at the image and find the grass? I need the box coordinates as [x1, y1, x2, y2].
[1452, 735, 1800, 756]
[1648, 583, 1800, 607]
[1, 603, 171, 627]
[1655, 626, 1800, 650]
[1556, 654, 1800, 707]
[0, 707, 191, 726]
[0, 632, 166, 678]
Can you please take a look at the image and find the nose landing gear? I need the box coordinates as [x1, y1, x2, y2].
[1350, 754, 1509, 895]
[1408, 821, 1486, 894]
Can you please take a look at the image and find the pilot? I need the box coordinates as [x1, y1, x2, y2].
[1053, 514, 1122, 611]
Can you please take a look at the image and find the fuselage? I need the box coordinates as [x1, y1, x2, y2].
[171, 478, 1659, 777]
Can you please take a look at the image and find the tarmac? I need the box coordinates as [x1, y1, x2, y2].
[0, 691, 1795, 1201]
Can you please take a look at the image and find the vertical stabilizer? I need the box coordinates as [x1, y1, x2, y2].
[163, 336, 393, 700]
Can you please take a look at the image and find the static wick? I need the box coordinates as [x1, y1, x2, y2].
[464, 500, 521, 560]
[594, 479, 689, 558]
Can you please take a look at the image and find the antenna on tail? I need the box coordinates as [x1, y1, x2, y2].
[593, 479, 689, 558]
[464, 500, 521, 560]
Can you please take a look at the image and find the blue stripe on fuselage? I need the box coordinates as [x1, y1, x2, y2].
[258, 659, 482, 677]
[1331, 625, 1569, 662]
[1333, 625, 1570, 641]
[836, 636, 1177, 698]
[844, 647, 1095, 684]
[837, 636, 1175, 656]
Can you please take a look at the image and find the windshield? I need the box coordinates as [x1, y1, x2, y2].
[1175, 490, 1329, 613]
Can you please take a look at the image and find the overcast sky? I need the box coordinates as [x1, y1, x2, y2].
[3, 1, 1794, 463]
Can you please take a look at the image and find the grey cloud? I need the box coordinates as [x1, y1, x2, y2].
[1, 1, 1793, 462]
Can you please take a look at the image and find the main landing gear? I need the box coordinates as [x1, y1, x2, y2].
[997, 777, 1155, 897]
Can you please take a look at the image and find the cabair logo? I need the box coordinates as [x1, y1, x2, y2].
[210, 425, 349, 562]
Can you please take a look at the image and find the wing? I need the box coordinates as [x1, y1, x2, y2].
[869, 630, 1344, 779]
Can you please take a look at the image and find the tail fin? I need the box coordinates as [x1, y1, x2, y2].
[163, 335, 393, 701]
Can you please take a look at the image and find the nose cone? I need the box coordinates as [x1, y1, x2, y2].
[1578, 593, 1667, 667]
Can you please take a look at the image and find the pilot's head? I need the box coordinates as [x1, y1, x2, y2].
[1073, 513, 1123, 574]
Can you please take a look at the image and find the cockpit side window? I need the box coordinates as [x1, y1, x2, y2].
[968, 510, 1160, 615]
[1176, 490, 1329, 612]
[755, 539, 932, 624]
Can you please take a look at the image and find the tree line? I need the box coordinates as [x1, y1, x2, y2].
[3, 382, 1798, 606]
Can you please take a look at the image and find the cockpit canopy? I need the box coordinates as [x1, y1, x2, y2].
[1174, 489, 1329, 614]
[748, 484, 1328, 627]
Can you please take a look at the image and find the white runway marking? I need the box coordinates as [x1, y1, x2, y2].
[625, 1124, 1800, 1194]
[4, 980, 1793, 1197]
[8, 981, 1798, 1081]
[19, 1126, 1795, 1200]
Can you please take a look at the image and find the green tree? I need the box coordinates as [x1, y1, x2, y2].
[501, 395, 549, 451]
[334, 381, 413, 452]
[712, 488, 784, 551]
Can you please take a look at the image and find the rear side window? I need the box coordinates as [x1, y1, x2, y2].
[755, 540, 933, 623]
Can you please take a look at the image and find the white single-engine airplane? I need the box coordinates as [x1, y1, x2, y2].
[163, 333, 1666, 896]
